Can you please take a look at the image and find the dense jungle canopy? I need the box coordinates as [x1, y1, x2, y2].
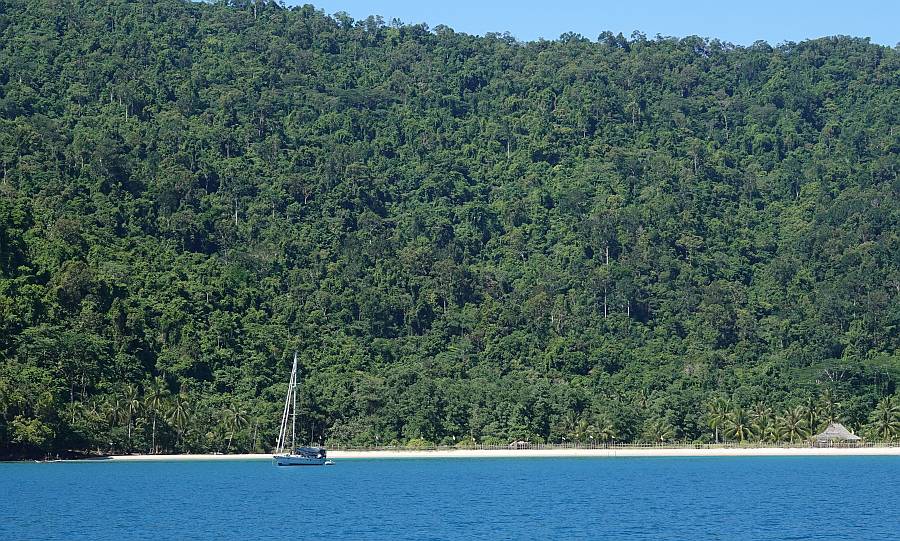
[1, 0, 899, 457]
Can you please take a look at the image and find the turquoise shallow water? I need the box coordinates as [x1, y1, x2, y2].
[1, 456, 898, 540]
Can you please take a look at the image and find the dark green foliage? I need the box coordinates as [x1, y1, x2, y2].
[0, 0, 898, 457]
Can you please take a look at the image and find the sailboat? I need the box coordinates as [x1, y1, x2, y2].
[273, 352, 330, 466]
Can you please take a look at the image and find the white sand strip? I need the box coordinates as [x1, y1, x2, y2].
[100, 453, 273, 461]
[332, 447, 900, 458]
[98, 447, 900, 461]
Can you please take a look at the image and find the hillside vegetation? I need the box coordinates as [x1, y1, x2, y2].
[1, 0, 899, 457]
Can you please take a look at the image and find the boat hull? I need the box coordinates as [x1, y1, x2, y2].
[273, 454, 327, 466]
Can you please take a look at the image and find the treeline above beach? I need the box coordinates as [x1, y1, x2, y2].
[1, 0, 899, 457]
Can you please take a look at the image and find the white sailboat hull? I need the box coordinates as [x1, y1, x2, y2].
[273, 453, 327, 466]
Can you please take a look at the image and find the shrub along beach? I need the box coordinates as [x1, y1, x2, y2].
[1, 0, 899, 460]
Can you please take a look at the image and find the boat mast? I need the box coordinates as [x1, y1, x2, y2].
[291, 352, 298, 451]
[276, 352, 299, 454]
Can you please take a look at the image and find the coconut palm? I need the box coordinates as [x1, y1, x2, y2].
[144, 377, 169, 454]
[706, 398, 728, 444]
[167, 392, 192, 449]
[106, 396, 121, 424]
[819, 389, 840, 424]
[595, 415, 617, 443]
[249, 413, 265, 452]
[77, 398, 104, 452]
[122, 384, 141, 450]
[777, 406, 808, 444]
[725, 407, 753, 444]
[105, 395, 124, 431]
[559, 410, 577, 441]
[867, 396, 900, 441]
[801, 395, 822, 434]
[65, 400, 82, 426]
[644, 417, 675, 443]
[574, 419, 591, 442]
[750, 402, 771, 421]
[222, 406, 249, 452]
[752, 412, 778, 443]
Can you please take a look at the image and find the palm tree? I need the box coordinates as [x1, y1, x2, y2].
[868, 396, 900, 441]
[706, 398, 728, 444]
[144, 377, 169, 454]
[595, 415, 617, 443]
[249, 413, 265, 452]
[819, 389, 840, 424]
[65, 400, 82, 426]
[245, 398, 269, 452]
[748, 402, 773, 443]
[574, 419, 591, 443]
[105, 396, 123, 428]
[752, 412, 777, 443]
[725, 407, 753, 444]
[644, 418, 675, 443]
[777, 406, 808, 444]
[559, 410, 577, 442]
[222, 406, 249, 452]
[167, 392, 191, 450]
[105, 395, 125, 450]
[750, 402, 771, 421]
[801, 395, 822, 435]
[122, 384, 141, 450]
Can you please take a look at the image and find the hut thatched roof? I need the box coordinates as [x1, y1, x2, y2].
[814, 422, 861, 442]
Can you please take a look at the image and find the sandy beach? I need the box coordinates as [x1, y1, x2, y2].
[97, 446, 900, 461]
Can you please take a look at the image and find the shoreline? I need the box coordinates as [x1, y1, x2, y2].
[73, 446, 900, 462]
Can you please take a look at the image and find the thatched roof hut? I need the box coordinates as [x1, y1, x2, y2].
[813, 422, 861, 443]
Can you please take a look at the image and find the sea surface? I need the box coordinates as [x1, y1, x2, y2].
[1, 456, 898, 540]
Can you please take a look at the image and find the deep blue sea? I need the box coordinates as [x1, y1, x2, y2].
[1, 456, 898, 540]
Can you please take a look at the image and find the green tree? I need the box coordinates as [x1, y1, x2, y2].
[222, 406, 249, 452]
[752, 413, 777, 443]
[144, 377, 169, 454]
[801, 396, 822, 435]
[867, 396, 900, 442]
[644, 418, 675, 443]
[819, 389, 841, 424]
[122, 384, 141, 451]
[777, 407, 808, 444]
[706, 398, 728, 444]
[595, 415, 617, 443]
[10, 416, 54, 457]
[167, 392, 191, 449]
[725, 407, 753, 444]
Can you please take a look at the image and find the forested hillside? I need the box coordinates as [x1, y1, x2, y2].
[1, 0, 899, 458]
